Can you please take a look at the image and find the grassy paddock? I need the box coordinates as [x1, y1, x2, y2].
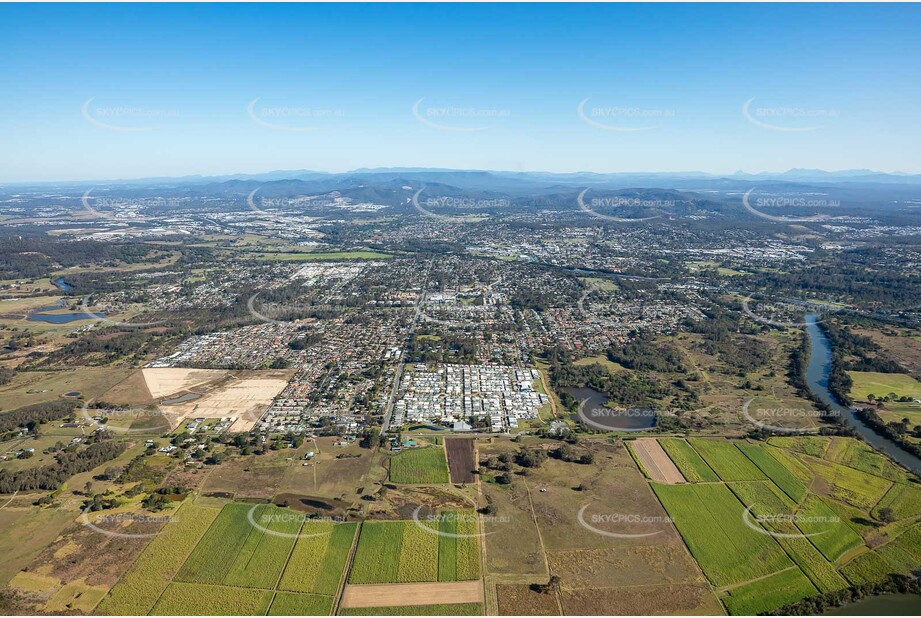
[389, 446, 450, 484]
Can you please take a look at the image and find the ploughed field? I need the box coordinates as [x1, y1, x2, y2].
[445, 438, 477, 484]
[641, 435, 921, 615]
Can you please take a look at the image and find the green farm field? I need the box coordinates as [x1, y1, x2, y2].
[651, 482, 793, 587]
[175, 503, 300, 588]
[659, 438, 718, 482]
[388, 446, 450, 484]
[348, 514, 480, 585]
[279, 521, 357, 595]
[719, 567, 816, 615]
[150, 582, 274, 616]
[97, 503, 221, 615]
[735, 442, 808, 502]
[686, 438, 766, 481]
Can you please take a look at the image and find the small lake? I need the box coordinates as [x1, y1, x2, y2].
[28, 311, 101, 324]
[52, 278, 74, 292]
[161, 392, 202, 405]
[825, 593, 921, 615]
[805, 313, 921, 475]
[564, 386, 657, 431]
[26, 300, 104, 324]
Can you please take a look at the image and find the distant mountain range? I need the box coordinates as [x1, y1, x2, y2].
[5, 167, 921, 191]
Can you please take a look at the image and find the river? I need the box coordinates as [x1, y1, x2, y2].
[825, 593, 921, 615]
[804, 314, 921, 475]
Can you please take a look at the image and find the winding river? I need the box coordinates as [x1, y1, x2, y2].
[804, 314, 921, 475]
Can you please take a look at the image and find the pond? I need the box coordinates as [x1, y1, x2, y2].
[564, 386, 657, 431]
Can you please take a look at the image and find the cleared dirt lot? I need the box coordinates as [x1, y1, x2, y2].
[141, 368, 229, 399]
[152, 371, 290, 431]
[446, 438, 477, 484]
[629, 438, 685, 484]
[340, 581, 484, 608]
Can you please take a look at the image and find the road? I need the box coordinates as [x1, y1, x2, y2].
[381, 261, 431, 433]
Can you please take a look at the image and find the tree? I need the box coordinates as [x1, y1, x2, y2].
[877, 507, 895, 523]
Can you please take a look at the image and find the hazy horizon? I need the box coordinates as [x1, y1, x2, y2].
[2, 3, 920, 182]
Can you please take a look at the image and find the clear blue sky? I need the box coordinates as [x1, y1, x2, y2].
[1, 3, 919, 182]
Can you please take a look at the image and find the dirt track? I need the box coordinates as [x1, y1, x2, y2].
[340, 580, 483, 608]
[631, 438, 685, 484]
[446, 438, 476, 483]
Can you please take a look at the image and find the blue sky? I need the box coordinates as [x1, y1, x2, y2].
[1, 3, 919, 182]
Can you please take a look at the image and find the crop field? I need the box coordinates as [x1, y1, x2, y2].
[150, 582, 274, 615]
[268, 592, 334, 616]
[735, 442, 808, 501]
[389, 446, 450, 484]
[436, 511, 480, 581]
[175, 503, 300, 588]
[875, 524, 921, 574]
[397, 522, 439, 582]
[719, 567, 816, 615]
[761, 520, 849, 593]
[874, 482, 921, 520]
[800, 456, 893, 509]
[767, 436, 829, 458]
[793, 496, 864, 562]
[279, 521, 357, 595]
[348, 522, 405, 584]
[840, 551, 896, 585]
[97, 503, 221, 615]
[658, 438, 718, 482]
[686, 438, 766, 481]
[340, 603, 483, 615]
[652, 483, 792, 587]
[824, 437, 909, 483]
[727, 480, 795, 516]
[349, 516, 479, 585]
